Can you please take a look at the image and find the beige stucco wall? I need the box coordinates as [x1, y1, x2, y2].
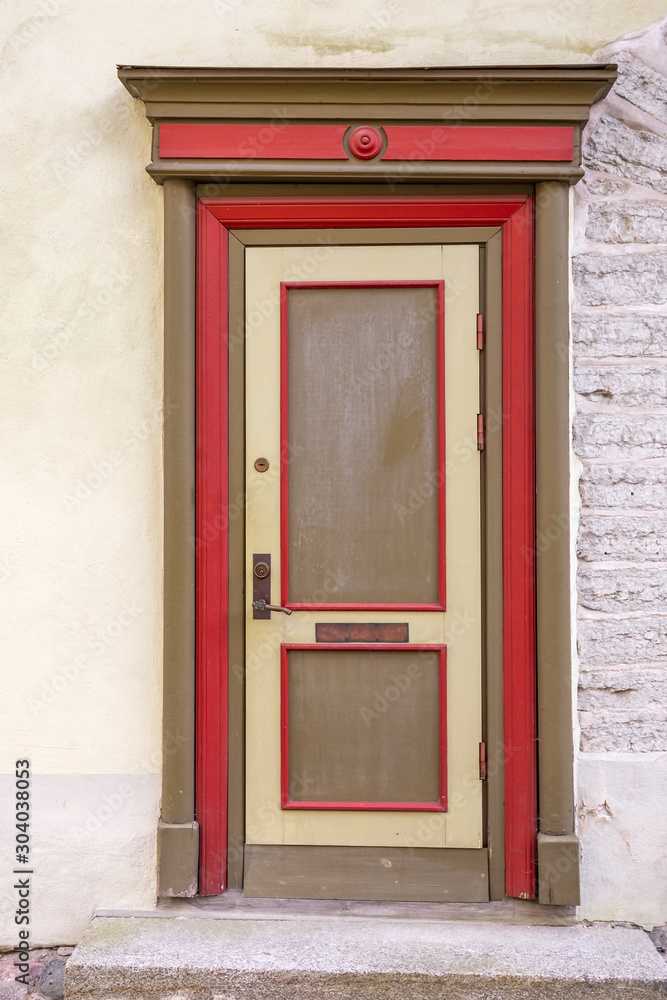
[1, 0, 666, 944]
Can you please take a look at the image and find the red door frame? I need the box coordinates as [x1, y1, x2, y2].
[196, 195, 536, 899]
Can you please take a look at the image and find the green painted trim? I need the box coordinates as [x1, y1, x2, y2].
[482, 231, 505, 901]
[236, 227, 500, 245]
[226, 233, 246, 891]
[157, 822, 199, 897]
[148, 160, 585, 184]
[118, 65, 616, 128]
[537, 832, 580, 906]
[534, 181, 575, 841]
[198, 183, 532, 198]
[244, 845, 489, 902]
[159, 178, 197, 896]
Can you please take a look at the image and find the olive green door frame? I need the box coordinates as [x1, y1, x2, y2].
[118, 65, 618, 904]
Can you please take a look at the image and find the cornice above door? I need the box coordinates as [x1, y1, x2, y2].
[118, 64, 616, 184]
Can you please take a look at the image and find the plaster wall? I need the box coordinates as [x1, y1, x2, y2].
[1, 0, 666, 944]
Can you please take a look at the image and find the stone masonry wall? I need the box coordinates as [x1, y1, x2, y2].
[574, 19, 667, 755]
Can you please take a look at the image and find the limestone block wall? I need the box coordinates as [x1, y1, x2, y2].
[573, 17, 667, 924]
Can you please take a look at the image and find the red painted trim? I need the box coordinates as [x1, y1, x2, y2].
[161, 124, 573, 163]
[436, 280, 446, 610]
[203, 196, 527, 229]
[195, 201, 229, 895]
[384, 126, 573, 162]
[279, 642, 290, 810]
[280, 644, 447, 811]
[287, 603, 444, 612]
[502, 197, 537, 899]
[281, 281, 443, 288]
[196, 194, 537, 899]
[280, 279, 446, 611]
[280, 283, 290, 612]
[160, 123, 348, 160]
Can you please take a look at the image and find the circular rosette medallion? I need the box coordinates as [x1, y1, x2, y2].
[348, 126, 383, 160]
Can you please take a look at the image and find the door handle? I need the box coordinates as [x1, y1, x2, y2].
[252, 600, 293, 616]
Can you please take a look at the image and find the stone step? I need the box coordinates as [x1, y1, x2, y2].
[65, 911, 667, 1000]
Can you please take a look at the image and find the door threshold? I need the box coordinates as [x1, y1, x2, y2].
[69, 912, 666, 1000]
[132, 891, 578, 926]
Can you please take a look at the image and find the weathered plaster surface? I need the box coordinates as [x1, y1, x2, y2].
[3, 0, 663, 70]
[577, 755, 667, 924]
[574, 14, 667, 925]
[0, 775, 160, 946]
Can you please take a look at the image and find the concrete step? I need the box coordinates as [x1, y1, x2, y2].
[66, 909, 667, 1000]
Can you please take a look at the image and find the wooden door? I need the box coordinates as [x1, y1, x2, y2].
[243, 244, 487, 900]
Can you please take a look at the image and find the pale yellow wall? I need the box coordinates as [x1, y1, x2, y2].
[0, 0, 665, 944]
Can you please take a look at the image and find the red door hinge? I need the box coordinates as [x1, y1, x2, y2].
[476, 313, 484, 350]
[477, 414, 485, 451]
[479, 741, 487, 780]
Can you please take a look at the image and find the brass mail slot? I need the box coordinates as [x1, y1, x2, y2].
[315, 623, 409, 643]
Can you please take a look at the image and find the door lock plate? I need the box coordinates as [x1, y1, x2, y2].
[252, 553, 271, 619]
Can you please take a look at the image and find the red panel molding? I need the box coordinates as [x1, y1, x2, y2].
[279, 279, 446, 612]
[161, 123, 348, 160]
[279, 644, 447, 812]
[161, 123, 573, 163]
[196, 195, 537, 900]
[384, 126, 573, 162]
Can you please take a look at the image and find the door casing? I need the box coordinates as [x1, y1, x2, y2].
[122, 65, 611, 909]
[195, 194, 535, 900]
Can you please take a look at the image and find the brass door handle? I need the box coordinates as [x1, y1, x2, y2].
[252, 600, 293, 616]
